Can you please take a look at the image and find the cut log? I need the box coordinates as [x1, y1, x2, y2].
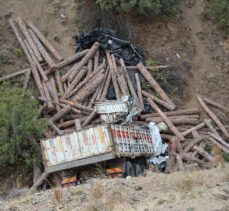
[30, 172, 49, 191]
[17, 16, 43, 62]
[204, 119, 221, 139]
[208, 132, 229, 149]
[203, 97, 229, 113]
[141, 108, 200, 119]
[93, 50, 99, 71]
[23, 68, 31, 90]
[207, 136, 229, 153]
[63, 66, 88, 97]
[193, 145, 214, 162]
[176, 155, 185, 171]
[0, 68, 29, 82]
[147, 98, 184, 140]
[146, 115, 199, 122]
[120, 58, 140, 107]
[46, 49, 89, 74]
[87, 59, 93, 76]
[24, 39, 48, 82]
[197, 95, 229, 138]
[9, 19, 45, 97]
[184, 136, 205, 153]
[135, 73, 144, 110]
[137, 62, 175, 109]
[60, 99, 93, 112]
[75, 119, 82, 131]
[50, 105, 72, 122]
[96, 68, 109, 101]
[50, 78, 61, 111]
[68, 63, 106, 98]
[27, 21, 63, 61]
[43, 82, 54, 110]
[89, 84, 102, 108]
[106, 52, 121, 99]
[29, 28, 55, 68]
[182, 122, 206, 137]
[100, 71, 111, 101]
[73, 72, 105, 102]
[66, 42, 100, 82]
[142, 90, 175, 111]
[82, 111, 97, 127]
[49, 120, 64, 135]
[55, 70, 64, 95]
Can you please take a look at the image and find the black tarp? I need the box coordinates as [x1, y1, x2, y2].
[74, 28, 143, 65]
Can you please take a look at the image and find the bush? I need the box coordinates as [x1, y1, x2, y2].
[0, 85, 48, 167]
[96, 0, 178, 15]
[205, 0, 229, 37]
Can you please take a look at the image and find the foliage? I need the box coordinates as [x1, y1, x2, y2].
[0, 85, 48, 167]
[205, 0, 229, 37]
[96, 0, 178, 15]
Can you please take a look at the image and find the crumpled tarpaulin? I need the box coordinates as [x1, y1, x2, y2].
[74, 28, 143, 65]
[148, 122, 169, 166]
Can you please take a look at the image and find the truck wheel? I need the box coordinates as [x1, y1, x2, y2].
[125, 161, 135, 177]
[134, 164, 143, 177]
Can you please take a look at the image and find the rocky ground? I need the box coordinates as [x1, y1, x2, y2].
[1, 165, 229, 211]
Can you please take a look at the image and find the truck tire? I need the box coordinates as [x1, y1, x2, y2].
[125, 161, 135, 177]
[134, 164, 143, 177]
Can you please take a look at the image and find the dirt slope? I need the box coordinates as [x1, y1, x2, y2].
[1, 165, 229, 211]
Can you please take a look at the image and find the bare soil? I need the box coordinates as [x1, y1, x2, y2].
[0, 0, 228, 210]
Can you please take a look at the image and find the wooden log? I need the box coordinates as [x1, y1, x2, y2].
[55, 70, 64, 95]
[204, 119, 221, 139]
[137, 62, 175, 109]
[29, 28, 55, 68]
[50, 105, 71, 122]
[207, 136, 229, 153]
[46, 80, 60, 111]
[45, 50, 89, 74]
[106, 52, 121, 99]
[17, 17, 43, 62]
[43, 82, 54, 109]
[142, 90, 175, 111]
[193, 145, 214, 162]
[29, 172, 49, 191]
[60, 99, 93, 112]
[146, 118, 199, 125]
[184, 136, 205, 153]
[96, 68, 109, 101]
[87, 59, 93, 76]
[182, 122, 206, 137]
[75, 119, 82, 131]
[197, 95, 229, 138]
[58, 117, 86, 129]
[100, 71, 111, 101]
[176, 155, 185, 171]
[0, 68, 29, 82]
[135, 73, 144, 110]
[93, 50, 99, 71]
[147, 98, 184, 140]
[50, 78, 61, 111]
[67, 42, 100, 82]
[24, 39, 48, 82]
[9, 19, 45, 97]
[68, 63, 106, 98]
[146, 115, 199, 122]
[73, 72, 105, 102]
[82, 111, 97, 127]
[208, 132, 229, 149]
[49, 120, 64, 135]
[63, 66, 88, 97]
[180, 153, 206, 167]
[120, 58, 140, 107]
[89, 84, 102, 108]
[203, 97, 229, 113]
[27, 21, 63, 61]
[23, 68, 32, 90]
[141, 108, 200, 119]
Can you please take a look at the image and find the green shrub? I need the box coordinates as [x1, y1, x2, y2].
[96, 0, 178, 15]
[0, 85, 48, 167]
[205, 0, 229, 37]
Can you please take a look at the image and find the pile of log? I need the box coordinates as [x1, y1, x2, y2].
[5, 16, 229, 173]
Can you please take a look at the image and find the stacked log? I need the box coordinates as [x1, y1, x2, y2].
[7, 16, 229, 176]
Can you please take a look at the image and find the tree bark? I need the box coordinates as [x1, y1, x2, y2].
[0, 68, 29, 82]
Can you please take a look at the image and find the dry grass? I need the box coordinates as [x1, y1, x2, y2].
[53, 188, 64, 204]
[90, 182, 105, 199]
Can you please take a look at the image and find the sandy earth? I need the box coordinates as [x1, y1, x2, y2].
[1, 165, 229, 211]
[0, 0, 229, 210]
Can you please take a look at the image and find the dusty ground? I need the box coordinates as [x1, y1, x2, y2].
[1, 165, 229, 211]
[0, 0, 229, 210]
